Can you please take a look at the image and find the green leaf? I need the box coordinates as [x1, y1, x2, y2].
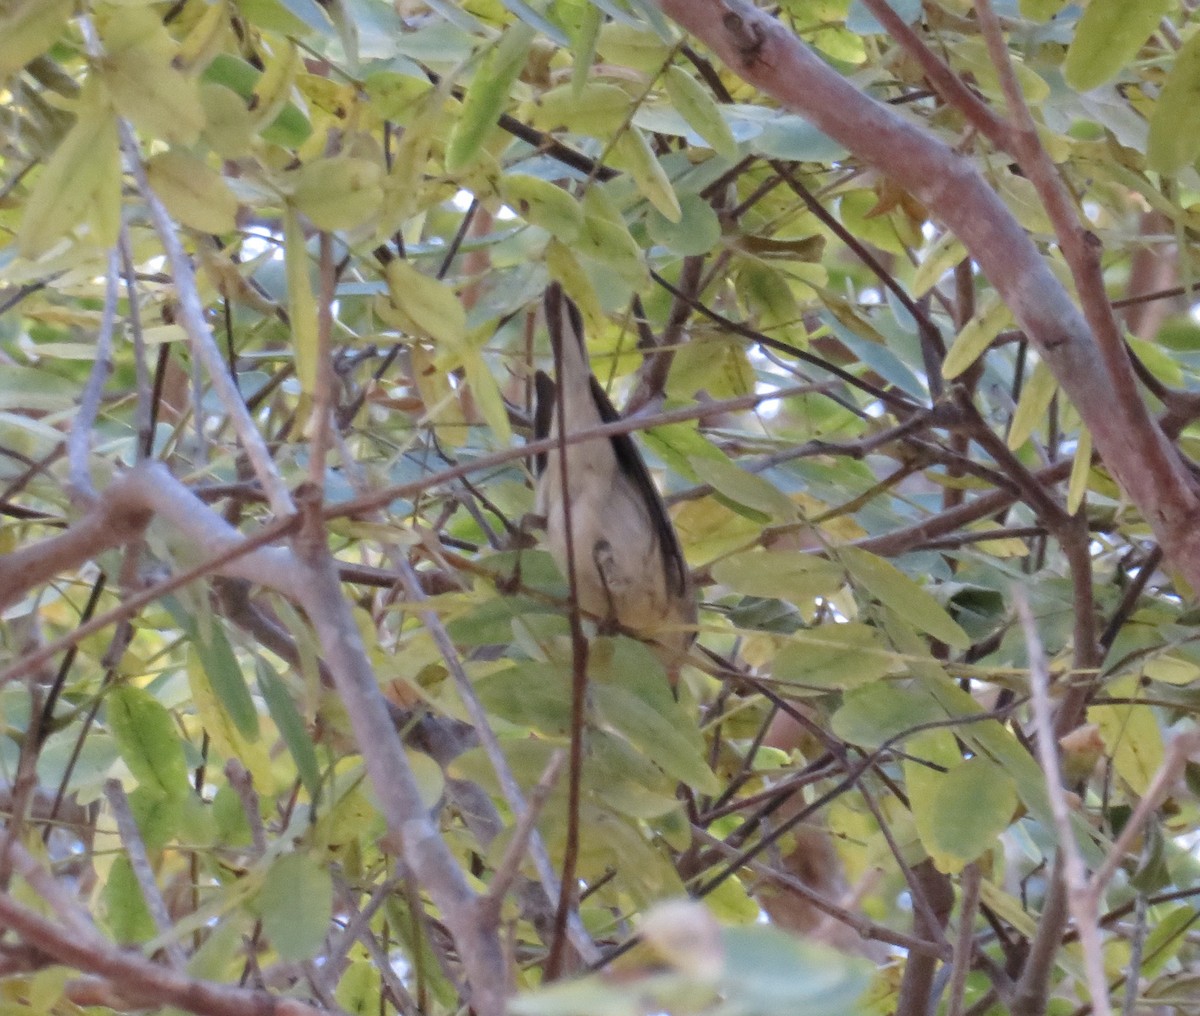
[1148, 31, 1200, 173]
[711, 551, 844, 603]
[646, 193, 722, 256]
[255, 660, 322, 803]
[577, 187, 647, 285]
[773, 623, 896, 690]
[1142, 906, 1198, 977]
[664, 65, 739, 159]
[259, 853, 333, 961]
[476, 662, 572, 736]
[191, 611, 260, 740]
[690, 456, 797, 524]
[101, 856, 156, 944]
[592, 684, 720, 794]
[105, 686, 191, 800]
[201, 53, 312, 147]
[186, 650, 276, 794]
[840, 547, 969, 649]
[446, 21, 535, 172]
[1063, 0, 1171, 92]
[907, 742, 1017, 872]
[722, 925, 871, 1014]
[830, 683, 945, 748]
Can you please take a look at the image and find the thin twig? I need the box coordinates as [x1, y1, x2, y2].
[66, 246, 121, 503]
[1015, 590, 1111, 1016]
[481, 751, 565, 920]
[103, 780, 188, 969]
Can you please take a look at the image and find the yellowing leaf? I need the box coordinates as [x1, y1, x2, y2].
[0, 0, 73, 79]
[942, 293, 1011, 379]
[664, 65, 738, 159]
[283, 208, 319, 400]
[1089, 675, 1164, 795]
[596, 21, 672, 74]
[288, 157, 384, 231]
[146, 149, 239, 234]
[611, 127, 682, 222]
[911, 230, 966, 296]
[531, 82, 633, 135]
[1067, 426, 1092, 515]
[499, 173, 583, 242]
[840, 546, 969, 649]
[1007, 359, 1057, 450]
[383, 260, 466, 348]
[462, 349, 511, 443]
[1063, 0, 1172, 93]
[711, 550, 843, 601]
[99, 8, 206, 145]
[19, 82, 119, 259]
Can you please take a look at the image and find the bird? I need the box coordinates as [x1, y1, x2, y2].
[532, 283, 697, 670]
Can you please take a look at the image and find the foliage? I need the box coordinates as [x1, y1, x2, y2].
[2, 2, 1200, 1016]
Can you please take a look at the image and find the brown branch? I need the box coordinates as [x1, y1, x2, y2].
[651, 0, 1200, 595]
[289, 489, 508, 1016]
[0, 893, 328, 1016]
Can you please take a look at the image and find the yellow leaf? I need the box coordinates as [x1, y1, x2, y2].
[942, 293, 1011, 379]
[1007, 359, 1057, 450]
[611, 127, 682, 222]
[382, 260, 466, 348]
[1089, 675, 1164, 795]
[283, 208, 319, 399]
[18, 81, 119, 259]
[146, 149, 239, 233]
[288, 157, 384, 232]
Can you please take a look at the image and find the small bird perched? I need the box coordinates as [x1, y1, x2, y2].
[533, 284, 696, 668]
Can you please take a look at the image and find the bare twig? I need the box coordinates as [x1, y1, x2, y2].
[650, 0, 1200, 596]
[103, 780, 187, 969]
[289, 491, 508, 1016]
[1015, 591, 1111, 1016]
[947, 863, 983, 1016]
[66, 246, 121, 504]
[480, 751, 565, 920]
[223, 760, 268, 855]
